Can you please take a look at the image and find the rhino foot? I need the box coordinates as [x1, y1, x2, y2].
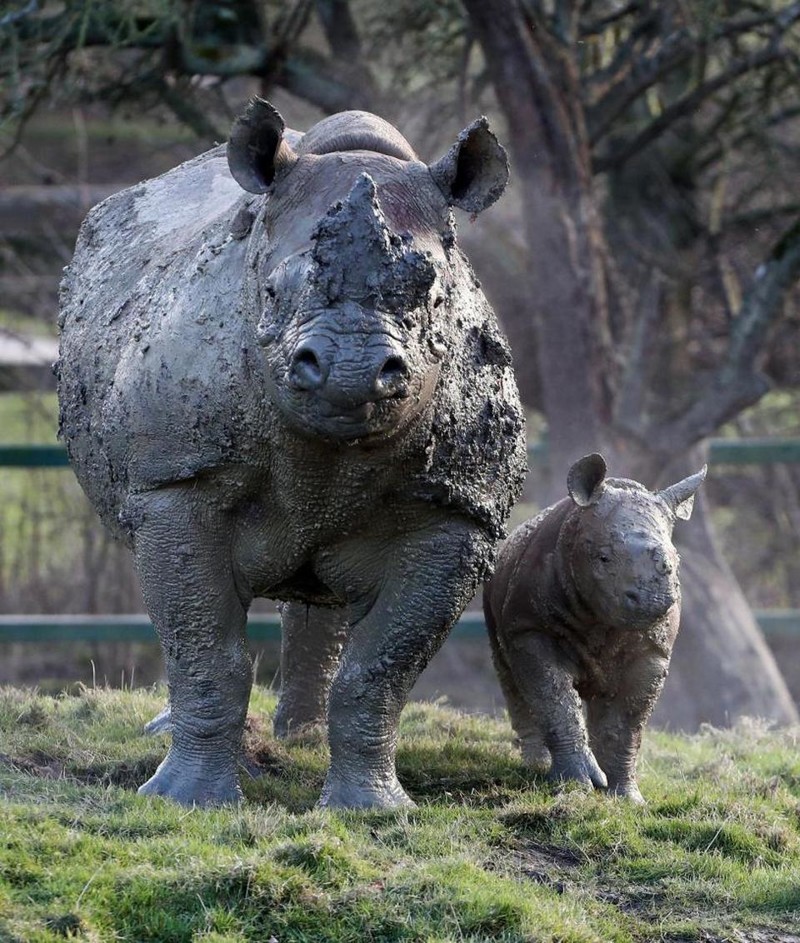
[318, 771, 415, 810]
[144, 703, 173, 735]
[548, 747, 608, 790]
[138, 751, 242, 807]
[607, 781, 646, 804]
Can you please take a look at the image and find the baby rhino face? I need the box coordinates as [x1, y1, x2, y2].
[565, 454, 707, 631]
[575, 494, 681, 629]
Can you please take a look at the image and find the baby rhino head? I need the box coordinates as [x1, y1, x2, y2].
[563, 454, 706, 629]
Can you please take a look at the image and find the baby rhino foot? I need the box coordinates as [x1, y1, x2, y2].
[549, 747, 608, 790]
[138, 750, 242, 807]
[319, 770, 415, 810]
[607, 781, 646, 804]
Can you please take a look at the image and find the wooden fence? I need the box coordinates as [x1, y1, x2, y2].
[1, 438, 799, 641]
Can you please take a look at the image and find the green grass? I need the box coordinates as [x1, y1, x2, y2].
[1, 688, 799, 942]
[0, 392, 59, 444]
[0, 392, 94, 594]
[0, 310, 58, 339]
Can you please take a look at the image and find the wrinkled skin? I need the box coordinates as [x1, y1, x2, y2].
[58, 100, 526, 809]
[484, 454, 705, 803]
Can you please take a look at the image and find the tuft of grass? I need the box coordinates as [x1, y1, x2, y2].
[1, 686, 800, 941]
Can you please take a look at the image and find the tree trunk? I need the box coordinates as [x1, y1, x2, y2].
[460, 0, 613, 502]
[462, 0, 798, 729]
[654, 488, 798, 728]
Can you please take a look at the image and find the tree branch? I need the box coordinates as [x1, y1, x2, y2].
[580, 1, 643, 38]
[585, 5, 799, 146]
[594, 38, 797, 173]
[655, 218, 800, 452]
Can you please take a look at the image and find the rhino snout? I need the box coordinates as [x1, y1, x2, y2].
[624, 586, 677, 614]
[287, 335, 411, 408]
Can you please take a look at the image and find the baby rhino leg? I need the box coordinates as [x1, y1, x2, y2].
[587, 657, 669, 804]
[502, 631, 606, 789]
[486, 612, 549, 770]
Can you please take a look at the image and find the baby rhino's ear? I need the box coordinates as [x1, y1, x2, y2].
[567, 453, 607, 507]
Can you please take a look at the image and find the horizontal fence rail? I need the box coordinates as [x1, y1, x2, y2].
[1, 610, 799, 642]
[1, 437, 799, 642]
[2, 438, 800, 468]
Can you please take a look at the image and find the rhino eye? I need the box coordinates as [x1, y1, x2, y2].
[598, 550, 612, 564]
[433, 295, 444, 309]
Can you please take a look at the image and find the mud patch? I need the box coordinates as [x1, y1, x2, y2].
[489, 838, 583, 895]
[0, 750, 67, 781]
[0, 751, 157, 789]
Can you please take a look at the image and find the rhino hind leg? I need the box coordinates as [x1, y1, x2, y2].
[132, 487, 253, 807]
[496, 630, 607, 791]
[484, 604, 550, 771]
[274, 602, 348, 739]
[144, 703, 173, 735]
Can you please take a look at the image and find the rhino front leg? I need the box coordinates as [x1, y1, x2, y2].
[132, 486, 252, 807]
[587, 658, 669, 804]
[502, 633, 607, 790]
[485, 607, 550, 771]
[274, 602, 348, 739]
[319, 520, 490, 810]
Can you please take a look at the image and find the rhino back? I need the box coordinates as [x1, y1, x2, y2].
[57, 146, 262, 536]
[488, 499, 572, 630]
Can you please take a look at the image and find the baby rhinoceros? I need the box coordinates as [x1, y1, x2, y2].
[484, 454, 706, 803]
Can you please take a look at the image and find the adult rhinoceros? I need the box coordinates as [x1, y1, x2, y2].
[57, 99, 526, 809]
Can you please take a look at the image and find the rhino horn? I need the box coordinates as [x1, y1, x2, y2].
[311, 174, 437, 306]
[567, 453, 607, 507]
[227, 97, 298, 194]
[659, 465, 707, 521]
[430, 116, 509, 215]
[312, 173, 391, 265]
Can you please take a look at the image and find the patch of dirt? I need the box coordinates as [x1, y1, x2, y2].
[0, 750, 66, 780]
[240, 741, 294, 780]
[0, 750, 157, 789]
[489, 838, 583, 895]
[732, 932, 800, 943]
[78, 758, 158, 788]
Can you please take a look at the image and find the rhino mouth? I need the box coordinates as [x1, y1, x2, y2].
[282, 389, 417, 442]
[622, 588, 678, 622]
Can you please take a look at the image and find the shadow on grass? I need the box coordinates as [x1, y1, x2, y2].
[3, 710, 544, 813]
[396, 742, 541, 806]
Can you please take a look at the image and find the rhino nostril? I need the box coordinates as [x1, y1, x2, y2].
[375, 354, 410, 398]
[625, 591, 639, 606]
[289, 347, 325, 391]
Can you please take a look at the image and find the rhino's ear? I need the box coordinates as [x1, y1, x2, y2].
[567, 453, 608, 507]
[429, 117, 509, 215]
[227, 97, 298, 194]
[659, 465, 707, 521]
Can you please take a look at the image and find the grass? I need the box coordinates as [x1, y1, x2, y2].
[1, 688, 799, 942]
[0, 391, 98, 599]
